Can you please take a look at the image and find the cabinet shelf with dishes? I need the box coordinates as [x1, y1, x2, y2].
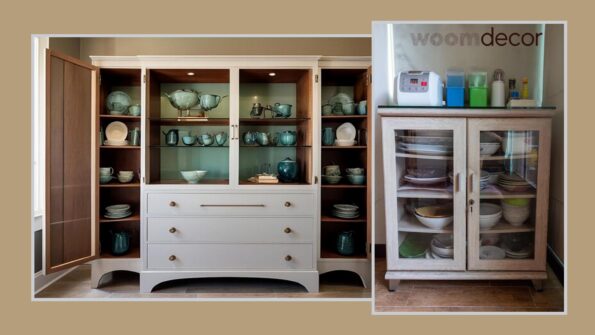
[381, 108, 554, 289]
[317, 63, 372, 288]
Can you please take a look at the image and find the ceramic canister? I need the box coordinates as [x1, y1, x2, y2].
[336, 231, 355, 255]
[277, 157, 298, 182]
[322, 127, 335, 146]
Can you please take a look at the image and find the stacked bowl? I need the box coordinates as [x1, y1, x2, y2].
[501, 198, 531, 226]
[414, 205, 453, 229]
[479, 170, 490, 190]
[117, 170, 134, 183]
[332, 204, 360, 219]
[104, 204, 132, 219]
[479, 203, 502, 229]
[427, 234, 454, 259]
[345, 168, 365, 185]
[480, 131, 501, 156]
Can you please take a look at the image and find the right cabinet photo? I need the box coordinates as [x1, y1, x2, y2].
[372, 22, 565, 313]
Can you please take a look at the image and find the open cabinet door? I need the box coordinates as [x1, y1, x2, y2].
[45, 49, 99, 273]
[366, 66, 372, 260]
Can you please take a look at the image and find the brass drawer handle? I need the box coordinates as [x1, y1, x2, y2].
[284, 201, 292, 208]
[285, 255, 292, 261]
[284, 227, 292, 234]
[169, 201, 177, 207]
[169, 227, 177, 233]
[169, 255, 176, 261]
[200, 204, 265, 207]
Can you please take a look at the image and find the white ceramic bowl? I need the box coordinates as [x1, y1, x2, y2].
[334, 139, 356, 147]
[414, 212, 453, 229]
[479, 203, 503, 229]
[480, 142, 501, 156]
[430, 241, 454, 258]
[501, 202, 530, 226]
[118, 175, 134, 183]
[180, 170, 208, 184]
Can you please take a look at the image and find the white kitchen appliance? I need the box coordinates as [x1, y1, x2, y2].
[395, 71, 443, 106]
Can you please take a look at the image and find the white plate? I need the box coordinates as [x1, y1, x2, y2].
[105, 204, 131, 212]
[403, 175, 448, 185]
[104, 139, 129, 146]
[105, 121, 128, 142]
[334, 139, 356, 147]
[398, 145, 453, 156]
[479, 246, 506, 260]
[104, 212, 132, 219]
[398, 135, 453, 145]
[336, 122, 356, 141]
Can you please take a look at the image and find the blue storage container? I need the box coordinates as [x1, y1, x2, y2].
[446, 70, 465, 107]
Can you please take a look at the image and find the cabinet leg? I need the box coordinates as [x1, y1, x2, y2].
[388, 280, 400, 292]
[531, 280, 543, 292]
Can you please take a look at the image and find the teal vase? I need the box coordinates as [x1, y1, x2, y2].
[336, 231, 355, 256]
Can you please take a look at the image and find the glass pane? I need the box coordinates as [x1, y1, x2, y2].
[478, 130, 538, 261]
[394, 129, 455, 261]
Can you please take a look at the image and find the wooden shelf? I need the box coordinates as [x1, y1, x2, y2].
[239, 118, 310, 125]
[321, 184, 367, 189]
[321, 115, 367, 119]
[398, 214, 453, 234]
[149, 118, 229, 126]
[151, 145, 229, 148]
[240, 145, 312, 148]
[100, 115, 141, 121]
[481, 153, 538, 161]
[100, 182, 140, 188]
[320, 249, 367, 259]
[322, 146, 367, 149]
[150, 179, 229, 185]
[239, 180, 310, 186]
[321, 215, 366, 223]
[100, 145, 140, 149]
[396, 152, 452, 160]
[397, 186, 453, 199]
[480, 221, 535, 234]
[100, 246, 140, 259]
[100, 213, 140, 223]
[480, 185, 536, 199]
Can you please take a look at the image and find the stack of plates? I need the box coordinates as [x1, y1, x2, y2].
[403, 174, 448, 185]
[398, 142, 453, 156]
[427, 234, 454, 259]
[497, 173, 532, 192]
[331, 204, 360, 219]
[397, 135, 453, 146]
[501, 236, 533, 259]
[104, 204, 132, 219]
[479, 245, 506, 260]
[104, 121, 129, 146]
[479, 170, 490, 190]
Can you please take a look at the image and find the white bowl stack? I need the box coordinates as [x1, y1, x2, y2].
[479, 203, 502, 229]
[332, 204, 360, 219]
[426, 234, 454, 259]
[104, 204, 132, 219]
[501, 201, 531, 226]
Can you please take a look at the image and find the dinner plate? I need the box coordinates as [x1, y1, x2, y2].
[333, 204, 359, 211]
[479, 246, 506, 260]
[403, 174, 448, 185]
[105, 121, 128, 142]
[105, 204, 131, 212]
[104, 139, 129, 146]
[398, 135, 453, 145]
[104, 211, 132, 219]
[336, 122, 356, 141]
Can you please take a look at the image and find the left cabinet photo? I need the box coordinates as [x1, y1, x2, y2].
[33, 36, 372, 299]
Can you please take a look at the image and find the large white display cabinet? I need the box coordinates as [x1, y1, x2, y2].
[380, 108, 553, 291]
[44, 51, 372, 293]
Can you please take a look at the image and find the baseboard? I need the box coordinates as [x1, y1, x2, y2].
[547, 246, 564, 286]
[34, 266, 77, 295]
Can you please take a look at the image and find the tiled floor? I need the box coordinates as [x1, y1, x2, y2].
[35, 265, 370, 299]
[374, 258, 564, 312]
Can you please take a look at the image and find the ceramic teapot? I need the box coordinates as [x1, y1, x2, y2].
[164, 89, 200, 113]
[162, 129, 179, 146]
[255, 132, 272, 146]
[243, 131, 256, 145]
[199, 94, 227, 111]
[277, 157, 298, 182]
[271, 103, 292, 118]
[278, 130, 297, 146]
[200, 133, 214, 146]
[214, 132, 228, 146]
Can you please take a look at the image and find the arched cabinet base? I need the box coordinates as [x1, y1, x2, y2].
[91, 258, 141, 289]
[318, 259, 371, 288]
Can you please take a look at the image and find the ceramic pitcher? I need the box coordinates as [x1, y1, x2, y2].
[322, 127, 335, 146]
[110, 231, 130, 255]
[162, 129, 179, 146]
[336, 231, 355, 256]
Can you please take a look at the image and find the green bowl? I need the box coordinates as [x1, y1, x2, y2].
[502, 198, 530, 207]
[322, 175, 342, 184]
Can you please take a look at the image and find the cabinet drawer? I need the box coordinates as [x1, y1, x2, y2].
[147, 217, 314, 243]
[147, 193, 315, 217]
[147, 243, 313, 270]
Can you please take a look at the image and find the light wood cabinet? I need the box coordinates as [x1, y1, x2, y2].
[380, 108, 553, 290]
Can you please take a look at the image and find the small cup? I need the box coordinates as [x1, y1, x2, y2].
[100, 167, 114, 176]
[346, 168, 364, 175]
[322, 104, 333, 116]
[128, 104, 141, 116]
[357, 100, 367, 115]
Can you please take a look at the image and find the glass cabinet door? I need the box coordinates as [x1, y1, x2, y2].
[382, 117, 466, 271]
[467, 118, 551, 271]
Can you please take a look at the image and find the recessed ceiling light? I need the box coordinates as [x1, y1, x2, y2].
[187, 72, 195, 76]
[268, 72, 276, 77]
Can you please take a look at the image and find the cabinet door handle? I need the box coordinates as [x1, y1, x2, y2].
[284, 201, 292, 208]
[284, 227, 292, 234]
[454, 173, 460, 192]
[168, 255, 176, 261]
[468, 171, 475, 193]
[284, 255, 293, 261]
[169, 227, 177, 233]
[200, 204, 265, 207]
[169, 201, 177, 207]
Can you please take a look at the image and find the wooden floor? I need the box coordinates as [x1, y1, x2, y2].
[374, 258, 564, 312]
[35, 264, 370, 299]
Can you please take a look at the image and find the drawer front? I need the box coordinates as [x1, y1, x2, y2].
[147, 193, 315, 217]
[147, 243, 313, 270]
[148, 217, 314, 243]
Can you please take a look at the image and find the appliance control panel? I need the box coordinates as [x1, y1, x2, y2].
[399, 71, 430, 93]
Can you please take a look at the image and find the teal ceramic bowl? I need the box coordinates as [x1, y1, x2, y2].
[345, 168, 364, 175]
[346, 174, 366, 185]
[182, 136, 196, 146]
[99, 175, 113, 184]
[322, 175, 342, 184]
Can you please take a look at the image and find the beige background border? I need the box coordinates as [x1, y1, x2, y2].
[1, 0, 585, 332]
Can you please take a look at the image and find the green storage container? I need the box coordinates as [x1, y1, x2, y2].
[469, 72, 488, 107]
